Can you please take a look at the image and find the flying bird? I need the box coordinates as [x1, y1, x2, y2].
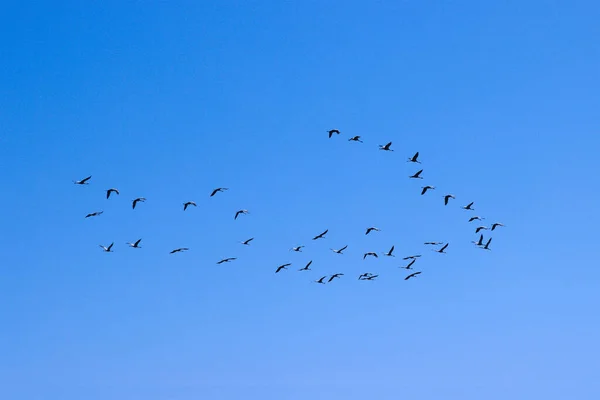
[312, 229, 328, 240]
[348, 136, 363, 143]
[472, 234, 485, 246]
[365, 227, 381, 235]
[276, 263, 291, 273]
[407, 152, 421, 163]
[210, 187, 229, 197]
[73, 175, 92, 185]
[132, 197, 146, 209]
[404, 271, 422, 281]
[358, 273, 373, 280]
[363, 252, 378, 259]
[379, 142, 393, 151]
[444, 194, 455, 205]
[85, 211, 103, 218]
[127, 239, 142, 248]
[327, 129, 340, 138]
[328, 273, 344, 282]
[290, 246, 304, 252]
[234, 209, 249, 219]
[424, 241, 443, 245]
[383, 245, 395, 257]
[421, 186, 435, 195]
[482, 238, 492, 251]
[475, 226, 488, 233]
[409, 169, 424, 179]
[170, 248, 189, 254]
[330, 245, 348, 254]
[491, 223, 505, 231]
[99, 243, 114, 252]
[315, 276, 327, 284]
[241, 237, 254, 245]
[365, 275, 379, 281]
[217, 257, 236, 264]
[434, 243, 449, 253]
[183, 201, 197, 211]
[469, 216, 485, 222]
[299, 260, 312, 271]
[463, 202, 475, 210]
[106, 188, 119, 199]
[403, 255, 421, 260]
[401, 259, 417, 270]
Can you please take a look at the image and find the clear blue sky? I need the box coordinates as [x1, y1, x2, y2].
[1, 1, 599, 399]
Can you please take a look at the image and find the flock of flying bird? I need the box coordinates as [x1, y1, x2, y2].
[75, 129, 505, 284]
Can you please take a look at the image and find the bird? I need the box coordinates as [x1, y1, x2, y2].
[106, 188, 119, 199]
[240, 238, 254, 245]
[491, 223, 505, 231]
[365, 275, 379, 281]
[217, 257, 236, 264]
[402, 259, 417, 270]
[475, 226, 488, 233]
[99, 242, 114, 252]
[407, 152, 421, 163]
[183, 201, 197, 211]
[73, 175, 92, 185]
[482, 238, 492, 251]
[472, 234, 485, 246]
[444, 194, 455, 205]
[298, 260, 312, 271]
[421, 186, 435, 195]
[348, 136, 363, 143]
[379, 142, 393, 151]
[210, 187, 229, 197]
[469, 216, 485, 222]
[312, 229, 328, 240]
[404, 271, 422, 281]
[403, 255, 421, 260]
[365, 227, 381, 235]
[358, 273, 373, 280]
[315, 276, 327, 284]
[409, 169, 424, 179]
[434, 243, 449, 253]
[126, 239, 142, 248]
[424, 241, 443, 245]
[170, 248, 189, 254]
[290, 246, 304, 252]
[363, 252, 378, 259]
[328, 273, 344, 282]
[327, 129, 340, 138]
[85, 211, 103, 218]
[463, 202, 475, 210]
[132, 197, 146, 209]
[234, 209, 249, 220]
[383, 245, 395, 257]
[331, 245, 348, 254]
[276, 263, 291, 273]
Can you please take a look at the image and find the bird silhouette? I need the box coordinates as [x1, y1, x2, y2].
[312, 229, 328, 240]
[132, 197, 146, 209]
[365, 227, 381, 235]
[217, 257, 236, 264]
[444, 194, 455, 205]
[403, 255, 421, 260]
[298, 260, 312, 271]
[472, 234, 484, 246]
[348, 136, 363, 143]
[210, 187, 229, 197]
[424, 241, 443, 245]
[363, 252, 378, 259]
[475, 226, 488, 233]
[183, 201, 197, 211]
[234, 209, 249, 220]
[482, 238, 492, 251]
[491, 223, 505, 231]
[410, 169, 424, 179]
[127, 239, 142, 248]
[106, 188, 119, 199]
[85, 211, 103, 218]
[240, 238, 254, 245]
[330, 245, 348, 254]
[358, 273, 373, 280]
[434, 243, 449, 253]
[404, 271, 422, 280]
[73, 175, 92, 185]
[315, 276, 327, 284]
[290, 246, 304, 252]
[469, 216, 485, 222]
[99, 243, 114, 252]
[328, 273, 344, 282]
[421, 186, 435, 195]
[383, 245, 395, 257]
[365, 275, 378, 281]
[463, 202, 475, 210]
[379, 142, 393, 151]
[170, 248, 189, 254]
[407, 152, 421, 163]
[402, 259, 417, 270]
[276, 263, 291, 273]
[327, 129, 340, 138]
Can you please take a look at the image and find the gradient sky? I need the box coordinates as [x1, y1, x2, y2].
[1, 1, 600, 399]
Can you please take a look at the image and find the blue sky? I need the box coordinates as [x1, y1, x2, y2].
[1, 1, 599, 399]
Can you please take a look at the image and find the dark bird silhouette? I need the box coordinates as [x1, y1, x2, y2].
[170, 248, 189, 254]
[482, 238, 492, 251]
[475, 226, 488, 233]
[85, 211, 103, 218]
[421, 186, 435, 195]
[312, 229, 328, 240]
[444, 194, 455, 205]
[217, 257, 236, 264]
[127, 238, 142, 248]
[363, 252, 378, 259]
[299, 260, 312, 271]
[424, 241, 443, 245]
[469, 216, 485, 222]
[365, 274, 379, 281]
[472, 234, 484, 246]
[276, 263, 291, 273]
[408, 152, 421, 163]
[434, 243, 449, 253]
[463, 202, 475, 210]
[405, 271, 422, 281]
[331, 245, 348, 254]
[73, 175, 92, 185]
[402, 259, 417, 270]
[315, 276, 327, 284]
[234, 209, 249, 220]
[328, 273, 344, 282]
[365, 227, 381, 235]
[403, 255, 421, 260]
[327, 129, 340, 138]
[290, 246, 304, 252]
[183, 201, 197, 211]
[348, 136, 363, 143]
[379, 142, 393, 151]
[99, 242, 114, 252]
[491, 223, 505, 231]
[241, 238, 254, 245]
[409, 169, 424, 179]
[132, 197, 146, 209]
[383, 245, 395, 257]
[210, 187, 228, 197]
[358, 273, 373, 280]
[106, 188, 119, 199]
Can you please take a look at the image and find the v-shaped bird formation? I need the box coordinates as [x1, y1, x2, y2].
[75, 129, 506, 284]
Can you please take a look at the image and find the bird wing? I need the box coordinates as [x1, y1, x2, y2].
[421, 187, 427, 195]
[134, 239, 142, 246]
[340, 245, 348, 251]
[408, 259, 416, 267]
[441, 243, 448, 251]
[234, 211, 240, 219]
[80, 175, 91, 183]
[414, 151, 419, 159]
[107, 243, 114, 250]
[210, 189, 218, 196]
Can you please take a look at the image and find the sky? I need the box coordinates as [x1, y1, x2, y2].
[1, 0, 600, 399]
